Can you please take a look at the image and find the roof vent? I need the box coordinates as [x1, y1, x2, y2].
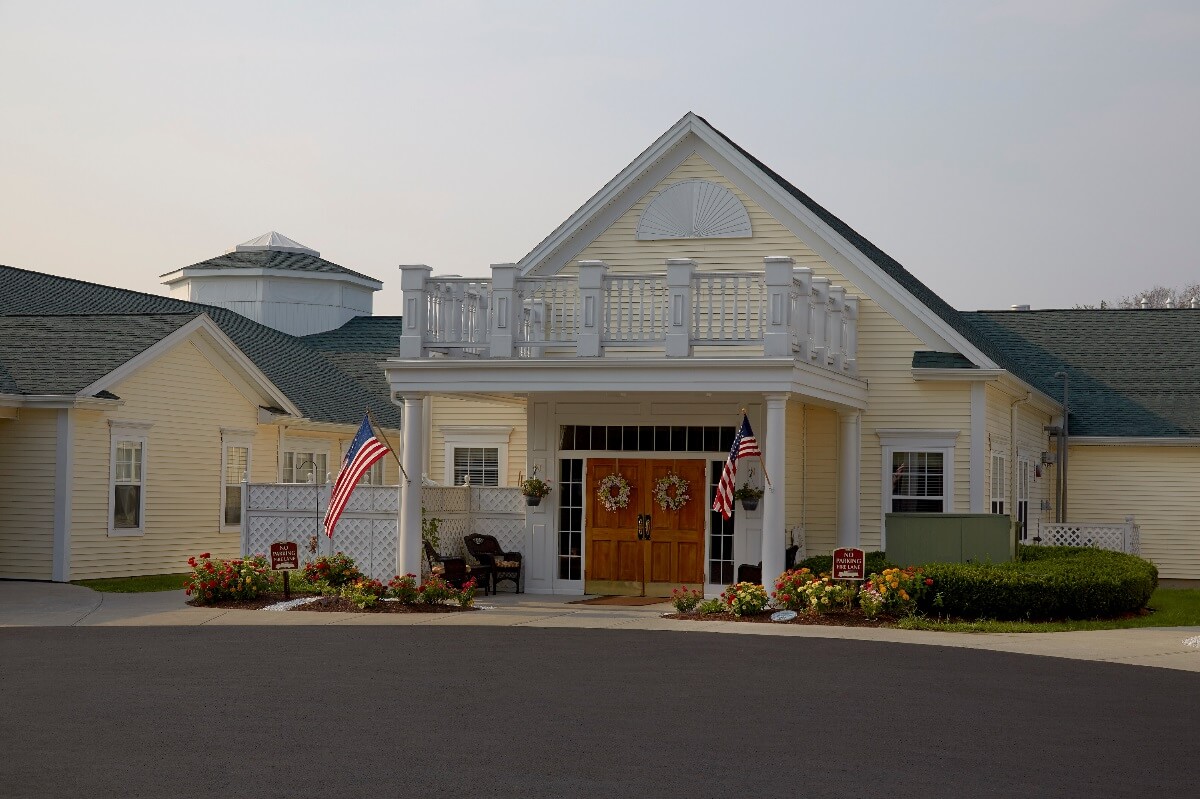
[1010, 304, 1031, 312]
[1140, 296, 1150, 309]
[230, 231, 320, 257]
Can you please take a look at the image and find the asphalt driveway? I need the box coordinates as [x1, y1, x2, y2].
[1, 626, 1195, 798]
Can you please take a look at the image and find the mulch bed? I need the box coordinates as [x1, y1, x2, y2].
[666, 609, 901, 627]
[186, 594, 477, 613]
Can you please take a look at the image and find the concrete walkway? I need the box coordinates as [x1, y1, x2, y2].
[3, 580, 1199, 672]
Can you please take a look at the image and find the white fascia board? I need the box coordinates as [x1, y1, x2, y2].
[1070, 436, 1200, 447]
[382, 357, 868, 409]
[0, 393, 122, 409]
[912, 368, 1005, 382]
[78, 315, 303, 418]
[161, 267, 382, 291]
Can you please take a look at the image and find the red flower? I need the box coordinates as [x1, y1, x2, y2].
[925, 578, 934, 586]
[187, 557, 196, 567]
[199, 553, 211, 559]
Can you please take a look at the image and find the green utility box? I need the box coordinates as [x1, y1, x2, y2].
[884, 513, 1015, 565]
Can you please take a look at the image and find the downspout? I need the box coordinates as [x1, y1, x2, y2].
[1010, 392, 1032, 541]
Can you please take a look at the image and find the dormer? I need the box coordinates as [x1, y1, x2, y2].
[160, 232, 383, 336]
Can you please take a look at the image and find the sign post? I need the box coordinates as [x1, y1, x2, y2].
[832, 547, 866, 581]
[270, 542, 300, 599]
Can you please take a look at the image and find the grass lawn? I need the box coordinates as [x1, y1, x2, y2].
[898, 588, 1200, 633]
[73, 573, 190, 593]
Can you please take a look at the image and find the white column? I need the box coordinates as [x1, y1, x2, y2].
[398, 394, 425, 577]
[969, 382, 986, 513]
[576, 260, 607, 357]
[489, 262, 518, 358]
[837, 409, 861, 548]
[763, 256, 795, 356]
[665, 258, 695, 357]
[761, 394, 788, 584]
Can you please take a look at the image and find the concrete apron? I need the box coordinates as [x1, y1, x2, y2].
[2, 581, 1198, 672]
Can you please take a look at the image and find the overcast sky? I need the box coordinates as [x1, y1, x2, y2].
[2, 1, 1196, 315]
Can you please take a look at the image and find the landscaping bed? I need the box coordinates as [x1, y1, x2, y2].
[667, 609, 898, 627]
[292, 597, 476, 613]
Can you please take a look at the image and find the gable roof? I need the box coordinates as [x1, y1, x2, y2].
[964, 309, 1200, 437]
[301, 316, 406, 412]
[0, 313, 199, 395]
[0, 265, 400, 427]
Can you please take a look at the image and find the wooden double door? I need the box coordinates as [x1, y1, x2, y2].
[585, 458, 706, 597]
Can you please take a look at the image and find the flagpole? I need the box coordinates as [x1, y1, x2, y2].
[740, 407, 772, 488]
[367, 408, 410, 485]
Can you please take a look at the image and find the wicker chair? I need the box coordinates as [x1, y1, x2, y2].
[463, 534, 523, 593]
[423, 540, 489, 595]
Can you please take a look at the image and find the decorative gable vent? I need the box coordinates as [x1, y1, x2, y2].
[636, 179, 752, 240]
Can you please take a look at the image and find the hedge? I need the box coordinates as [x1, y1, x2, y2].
[916, 546, 1158, 621]
[796, 551, 894, 577]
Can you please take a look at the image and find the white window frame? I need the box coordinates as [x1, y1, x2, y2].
[221, 429, 254, 532]
[280, 438, 332, 484]
[877, 430, 958, 548]
[440, 426, 512, 487]
[358, 460, 385, 486]
[108, 421, 153, 537]
[990, 451, 1006, 515]
[1016, 455, 1032, 541]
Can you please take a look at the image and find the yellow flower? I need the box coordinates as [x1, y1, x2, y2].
[899, 590, 909, 600]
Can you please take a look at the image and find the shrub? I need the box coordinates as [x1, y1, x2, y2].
[185, 554, 273, 604]
[720, 582, 770, 616]
[671, 586, 703, 613]
[799, 576, 856, 614]
[303, 553, 362, 589]
[697, 597, 725, 615]
[863, 567, 932, 615]
[917, 547, 1158, 621]
[387, 574, 420, 603]
[417, 576, 458, 605]
[796, 551, 894, 577]
[772, 568, 816, 611]
[455, 578, 478, 608]
[341, 578, 386, 609]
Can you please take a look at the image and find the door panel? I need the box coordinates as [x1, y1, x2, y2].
[585, 458, 645, 595]
[642, 458, 707, 597]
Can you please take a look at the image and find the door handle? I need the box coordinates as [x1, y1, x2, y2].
[636, 514, 645, 540]
[644, 514, 652, 541]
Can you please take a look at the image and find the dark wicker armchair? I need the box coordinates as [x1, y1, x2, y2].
[423, 540, 489, 595]
[463, 534, 523, 593]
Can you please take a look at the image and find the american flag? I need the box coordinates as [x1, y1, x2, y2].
[324, 415, 390, 538]
[712, 414, 762, 520]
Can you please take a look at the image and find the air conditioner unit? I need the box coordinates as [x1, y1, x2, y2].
[1041, 451, 1057, 465]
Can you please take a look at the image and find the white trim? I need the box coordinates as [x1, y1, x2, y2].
[52, 408, 74, 581]
[517, 113, 998, 368]
[160, 266, 382, 291]
[990, 451, 1007, 515]
[969, 382, 986, 513]
[441, 425, 513, 487]
[385, 357, 869, 410]
[1070, 436, 1200, 447]
[0, 393, 122, 409]
[912, 368, 1005, 382]
[108, 421, 151, 537]
[220, 431, 253, 533]
[877, 429, 958, 547]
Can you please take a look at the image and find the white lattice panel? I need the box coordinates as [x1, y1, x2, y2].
[249, 485, 288, 511]
[1035, 521, 1137, 554]
[474, 487, 523, 514]
[424, 487, 469, 513]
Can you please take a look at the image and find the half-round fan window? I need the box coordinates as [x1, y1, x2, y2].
[635, 179, 753, 240]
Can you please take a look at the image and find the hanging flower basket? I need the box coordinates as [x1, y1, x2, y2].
[525, 495, 542, 507]
[596, 473, 632, 513]
[739, 495, 759, 511]
[652, 472, 691, 512]
[518, 472, 551, 508]
[734, 479, 764, 512]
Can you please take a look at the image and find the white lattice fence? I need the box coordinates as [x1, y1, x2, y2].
[1034, 517, 1140, 555]
[243, 484, 400, 580]
[422, 486, 526, 560]
[243, 484, 525, 579]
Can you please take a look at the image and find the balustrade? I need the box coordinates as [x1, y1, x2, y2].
[397, 258, 857, 372]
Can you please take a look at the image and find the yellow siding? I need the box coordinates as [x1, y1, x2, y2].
[1066, 446, 1200, 580]
[0, 410, 57, 579]
[71, 336, 267, 579]
[429, 395, 528, 486]
[985, 382, 1055, 532]
[577, 154, 974, 551]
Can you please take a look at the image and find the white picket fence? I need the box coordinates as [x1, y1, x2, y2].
[1033, 517, 1140, 555]
[242, 483, 525, 580]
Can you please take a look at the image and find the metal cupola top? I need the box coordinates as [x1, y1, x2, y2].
[230, 231, 321, 257]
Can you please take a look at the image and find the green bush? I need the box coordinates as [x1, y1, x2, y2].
[796, 551, 894, 577]
[918, 547, 1158, 621]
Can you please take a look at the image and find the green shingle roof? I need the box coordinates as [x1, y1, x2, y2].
[912, 352, 978, 370]
[0, 265, 400, 427]
[164, 249, 381, 284]
[964, 310, 1200, 437]
[0, 314, 200, 395]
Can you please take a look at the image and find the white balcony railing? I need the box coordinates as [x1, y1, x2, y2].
[397, 258, 858, 373]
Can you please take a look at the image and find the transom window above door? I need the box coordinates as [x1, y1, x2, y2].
[560, 425, 735, 453]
